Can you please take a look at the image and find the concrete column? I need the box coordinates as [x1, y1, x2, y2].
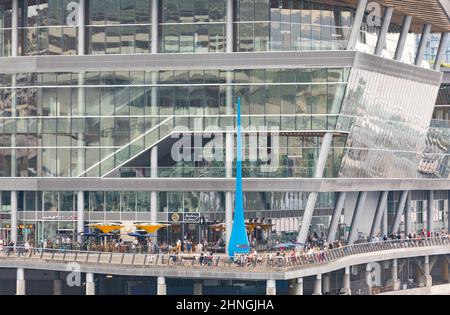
[346, 0, 368, 50]
[347, 192, 368, 245]
[327, 192, 346, 243]
[322, 274, 331, 294]
[78, 0, 85, 55]
[151, 0, 159, 54]
[342, 267, 351, 295]
[391, 191, 408, 235]
[374, 6, 394, 56]
[313, 274, 322, 295]
[369, 191, 388, 239]
[226, 0, 234, 53]
[77, 72, 85, 175]
[77, 191, 84, 243]
[442, 258, 449, 283]
[157, 276, 167, 295]
[297, 133, 333, 244]
[16, 268, 25, 295]
[266, 280, 276, 296]
[427, 191, 435, 234]
[86, 273, 95, 295]
[193, 282, 203, 296]
[419, 256, 432, 287]
[386, 259, 400, 290]
[11, 191, 17, 246]
[415, 24, 432, 66]
[433, 32, 449, 70]
[405, 193, 412, 236]
[11, 0, 18, 57]
[394, 15, 412, 61]
[53, 279, 62, 296]
[365, 264, 372, 295]
[292, 278, 303, 295]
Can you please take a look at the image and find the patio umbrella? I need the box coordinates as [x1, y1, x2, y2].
[127, 232, 145, 238]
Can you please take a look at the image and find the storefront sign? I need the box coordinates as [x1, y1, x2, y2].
[170, 213, 182, 223]
[184, 213, 200, 223]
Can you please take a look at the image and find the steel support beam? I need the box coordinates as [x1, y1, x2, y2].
[394, 16, 412, 61]
[77, 191, 84, 243]
[427, 191, 435, 234]
[224, 0, 234, 252]
[415, 24, 432, 66]
[327, 192, 346, 243]
[374, 7, 394, 56]
[78, 0, 86, 55]
[151, 0, 159, 54]
[434, 32, 449, 70]
[11, 191, 17, 246]
[11, 0, 18, 57]
[405, 193, 412, 236]
[391, 191, 408, 235]
[347, 0, 368, 50]
[369, 191, 389, 239]
[297, 133, 333, 244]
[347, 192, 368, 245]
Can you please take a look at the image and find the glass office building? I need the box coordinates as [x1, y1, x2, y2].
[0, 0, 448, 248]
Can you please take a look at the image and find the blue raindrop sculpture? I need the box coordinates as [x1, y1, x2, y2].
[228, 97, 250, 258]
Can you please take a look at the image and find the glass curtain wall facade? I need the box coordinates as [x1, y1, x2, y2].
[0, 0, 447, 247]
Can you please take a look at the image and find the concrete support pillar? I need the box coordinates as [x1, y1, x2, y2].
[16, 268, 25, 295]
[405, 193, 412, 236]
[225, 132, 234, 251]
[442, 258, 449, 283]
[342, 267, 351, 295]
[151, 0, 159, 54]
[11, 0, 18, 57]
[292, 278, 303, 295]
[347, 192, 368, 245]
[266, 280, 276, 296]
[369, 191, 388, 239]
[374, 6, 394, 56]
[394, 15, 412, 61]
[193, 282, 203, 296]
[322, 274, 331, 294]
[365, 264, 372, 295]
[77, 191, 84, 244]
[419, 256, 432, 287]
[157, 276, 167, 295]
[297, 133, 333, 245]
[78, 0, 85, 55]
[386, 259, 400, 290]
[313, 274, 322, 295]
[86, 273, 95, 295]
[391, 191, 408, 235]
[11, 191, 17, 246]
[415, 24, 432, 66]
[427, 191, 435, 234]
[433, 32, 449, 70]
[327, 192, 346, 243]
[346, 0, 368, 50]
[53, 279, 62, 296]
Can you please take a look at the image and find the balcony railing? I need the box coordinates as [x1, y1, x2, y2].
[1, 236, 449, 272]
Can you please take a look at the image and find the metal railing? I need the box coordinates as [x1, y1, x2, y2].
[0, 236, 449, 272]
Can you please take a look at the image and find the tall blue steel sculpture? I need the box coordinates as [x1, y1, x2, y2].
[227, 97, 250, 258]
